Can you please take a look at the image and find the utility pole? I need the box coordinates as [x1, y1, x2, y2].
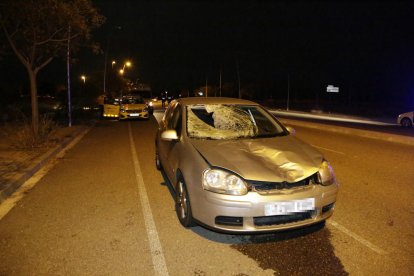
[205, 75, 208, 97]
[67, 25, 72, 127]
[235, 56, 241, 99]
[103, 26, 122, 95]
[219, 67, 222, 97]
[287, 73, 290, 111]
[103, 38, 109, 95]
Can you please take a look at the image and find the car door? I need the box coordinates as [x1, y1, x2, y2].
[158, 102, 183, 182]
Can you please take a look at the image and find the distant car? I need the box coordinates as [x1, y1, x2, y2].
[397, 111, 413, 127]
[119, 95, 150, 120]
[155, 97, 339, 233]
[102, 96, 120, 119]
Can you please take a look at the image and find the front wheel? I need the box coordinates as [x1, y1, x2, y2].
[401, 118, 412, 127]
[176, 177, 195, 227]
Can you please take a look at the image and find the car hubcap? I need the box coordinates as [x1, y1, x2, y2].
[178, 181, 187, 219]
[403, 119, 411, 127]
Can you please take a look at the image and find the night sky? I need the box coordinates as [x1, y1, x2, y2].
[2, 1, 414, 114]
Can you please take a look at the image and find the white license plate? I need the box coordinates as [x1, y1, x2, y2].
[264, 198, 315, 216]
[130, 113, 140, 117]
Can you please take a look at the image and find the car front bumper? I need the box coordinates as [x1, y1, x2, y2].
[191, 184, 338, 233]
[119, 111, 149, 120]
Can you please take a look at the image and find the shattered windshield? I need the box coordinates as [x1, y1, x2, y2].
[187, 104, 286, 140]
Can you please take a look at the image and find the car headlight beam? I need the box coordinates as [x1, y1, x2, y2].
[203, 169, 248, 195]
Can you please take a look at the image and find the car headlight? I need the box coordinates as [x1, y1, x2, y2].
[317, 160, 336, 186]
[143, 107, 148, 112]
[120, 108, 125, 113]
[203, 169, 248, 195]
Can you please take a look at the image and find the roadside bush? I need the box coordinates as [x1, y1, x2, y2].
[2, 114, 58, 149]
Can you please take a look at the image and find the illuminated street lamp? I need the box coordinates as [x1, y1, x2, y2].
[119, 60, 132, 75]
[122, 60, 132, 71]
[111, 60, 116, 68]
[80, 75, 86, 84]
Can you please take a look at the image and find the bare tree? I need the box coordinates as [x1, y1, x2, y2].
[0, 0, 104, 135]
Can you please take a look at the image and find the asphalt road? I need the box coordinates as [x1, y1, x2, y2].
[0, 114, 413, 275]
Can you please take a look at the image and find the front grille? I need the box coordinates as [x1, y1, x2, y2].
[126, 109, 142, 113]
[254, 211, 315, 226]
[248, 174, 316, 192]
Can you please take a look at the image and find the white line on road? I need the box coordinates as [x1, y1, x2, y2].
[328, 220, 387, 255]
[311, 145, 345, 155]
[128, 123, 169, 276]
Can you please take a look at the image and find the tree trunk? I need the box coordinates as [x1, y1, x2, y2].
[28, 68, 39, 137]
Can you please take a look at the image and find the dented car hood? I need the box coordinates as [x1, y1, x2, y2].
[190, 136, 322, 183]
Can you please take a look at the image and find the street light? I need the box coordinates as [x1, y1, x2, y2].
[103, 25, 122, 94]
[111, 60, 116, 68]
[81, 75, 86, 84]
[119, 60, 132, 75]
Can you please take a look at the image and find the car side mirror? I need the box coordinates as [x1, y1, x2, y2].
[285, 126, 296, 135]
[161, 129, 179, 141]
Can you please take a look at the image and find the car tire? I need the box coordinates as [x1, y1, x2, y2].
[176, 177, 195, 228]
[401, 118, 412, 127]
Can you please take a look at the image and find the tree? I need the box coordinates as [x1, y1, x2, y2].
[0, 0, 105, 135]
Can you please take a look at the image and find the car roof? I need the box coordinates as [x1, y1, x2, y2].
[174, 97, 259, 106]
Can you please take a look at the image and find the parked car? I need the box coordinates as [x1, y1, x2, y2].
[155, 97, 339, 233]
[397, 111, 413, 127]
[119, 95, 150, 120]
[102, 96, 120, 119]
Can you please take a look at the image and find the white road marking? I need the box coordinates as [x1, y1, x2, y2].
[0, 163, 52, 220]
[0, 129, 89, 221]
[128, 123, 169, 276]
[312, 145, 345, 155]
[328, 220, 387, 255]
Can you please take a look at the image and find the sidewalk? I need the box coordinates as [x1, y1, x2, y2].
[0, 124, 90, 204]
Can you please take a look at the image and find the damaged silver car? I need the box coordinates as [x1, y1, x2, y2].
[155, 97, 338, 233]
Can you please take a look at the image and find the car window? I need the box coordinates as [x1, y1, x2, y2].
[169, 104, 182, 136]
[121, 96, 144, 104]
[162, 102, 176, 126]
[187, 104, 286, 140]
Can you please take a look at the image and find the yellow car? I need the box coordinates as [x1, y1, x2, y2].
[119, 95, 150, 120]
[102, 97, 120, 118]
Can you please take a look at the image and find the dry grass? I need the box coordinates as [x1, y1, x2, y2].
[2, 115, 58, 149]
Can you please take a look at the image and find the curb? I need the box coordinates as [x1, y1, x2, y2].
[280, 118, 414, 147]
[0, 126, 91, 204]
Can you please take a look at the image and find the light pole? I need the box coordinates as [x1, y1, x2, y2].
[103, 26, 122, 95]
[81, 75, 86, 84]
[287, 73, 290, 111]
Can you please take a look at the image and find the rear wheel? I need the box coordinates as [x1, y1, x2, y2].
[401, 118, 412, 127]
[176, 177, 195, 227]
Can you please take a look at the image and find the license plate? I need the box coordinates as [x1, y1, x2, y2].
[130, 113, 140, 117]
[264, 198, 315, 216]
